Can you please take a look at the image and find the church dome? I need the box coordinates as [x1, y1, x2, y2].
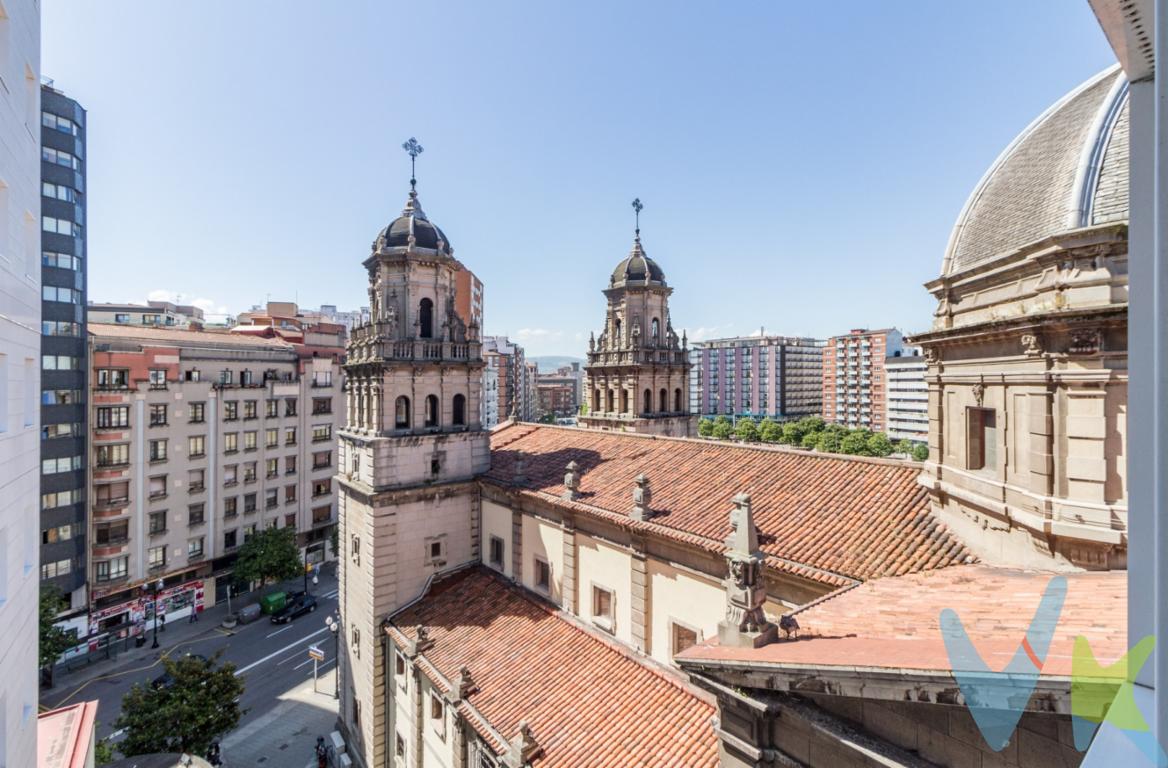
[375, 191, 452, 254]
[610, 239, 666, 286]
[942, 65, 1129, 277]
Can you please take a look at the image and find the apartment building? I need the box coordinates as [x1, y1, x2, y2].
[535, 363, 581, 419]
[821, 328, 904, 432]
[453, 264, 483, 331]
[88, 300, 204, 330]
[0, 2, 42, 763]
[85, 324, 342, 638]
[482, 336, 527, 423]
[885, 352, 927, 443]
[692, 333, 824, 421]
[40, 83, 89, 609]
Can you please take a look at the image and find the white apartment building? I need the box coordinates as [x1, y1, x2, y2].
[481, 362, 499, 427]
[0, 1, 42, 763]
[884, 352, 927, 443]
[85, 324, 343, 639]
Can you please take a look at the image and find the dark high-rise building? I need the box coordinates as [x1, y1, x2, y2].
[40, 82, 88, 608]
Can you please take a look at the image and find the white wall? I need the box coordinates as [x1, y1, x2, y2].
[0, 1, 40, 764]
[647, 560, 724, 665]
[481, 499, 511, 578]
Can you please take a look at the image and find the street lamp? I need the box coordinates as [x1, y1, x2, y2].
[326, 615, 340, 699]
[150, 578, 164, 649]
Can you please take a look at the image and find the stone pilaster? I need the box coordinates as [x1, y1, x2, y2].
[412, 665, 424, 768]
[511, 508, 523, 584]
[629, 539, 649, 653]
[1028, 388, 1055, 497]
[561, 519, 577, 614]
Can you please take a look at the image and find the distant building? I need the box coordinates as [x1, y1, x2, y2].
[884, 351, 927, 442]
[482, 336, 527, 422]
[535, 363, 580, 419]
[821, 328, 904, 433]
[1, 3, 42, 763]
[453, 264, 484, 331]
[41, 83, 89, 610]
[89, 300, 205, 330]
[231, 300, 347, 351]
[85, 323, 343, 638]
[523, 360, 538, 421]
[482, 362, 499, 427]
[316, 303, 370, 334]
[691, 332, 824, 421]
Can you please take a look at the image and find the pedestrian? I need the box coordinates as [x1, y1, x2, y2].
[159, 614, 165, 633]
[188, 607, 198, 624]
[315, 736, 328, 768]
[207, 740, 222, 766]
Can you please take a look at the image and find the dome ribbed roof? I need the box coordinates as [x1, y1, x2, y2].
[610, 238, 666, 286]
[943, 65, 1129, 276]
[375, 191, 452, 254]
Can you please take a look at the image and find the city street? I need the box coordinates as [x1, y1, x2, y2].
[40, 563, 343, 754]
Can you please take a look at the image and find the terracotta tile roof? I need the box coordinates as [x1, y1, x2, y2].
[485, 423, 972, 584]
[678, 565, 1127, 679]
[90, 322, 295, 350]
[389, 567, 718, 768]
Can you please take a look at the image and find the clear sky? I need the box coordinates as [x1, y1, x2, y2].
[43, 1, 1117, 357]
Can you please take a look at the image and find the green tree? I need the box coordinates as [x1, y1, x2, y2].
[800, 431, 819, 450]
[698, 418, 714, 438]
[840, 430, 870, 455]
[735, 418, 759, 442]
[94, 738, 115, 766]
[114, 653, 245, 757]
[40, 586, 74, 674]
[712, 420, 734, 440]
[781, 422, 804, 445]
[895, 439, 914, 456]
[867, 432, 894, 457]
[713, 415, 731, 428]
[798, 416, 826, 433]
[758, 418, 783, 443]
[912, 443, 930, 461]
[816, 429, 843, 453]
[233, 525, 302, 588]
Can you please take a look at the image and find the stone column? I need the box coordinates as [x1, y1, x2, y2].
[370, 384, 382, 434]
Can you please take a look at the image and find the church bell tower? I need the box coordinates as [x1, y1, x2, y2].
[580, 199, 695, 437]
[336, 139, 490, 766]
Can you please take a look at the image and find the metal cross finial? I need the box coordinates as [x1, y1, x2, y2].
[402, 137, 424, 191]
[631, 198, 643, 238]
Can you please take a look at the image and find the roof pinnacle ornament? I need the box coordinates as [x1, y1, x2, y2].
[402, 137, 424, 194]
[631, 198, 643, 243]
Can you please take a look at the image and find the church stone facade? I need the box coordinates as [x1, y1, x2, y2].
[912, 65, 1129, 571]
[580, 225, 695, 436]
[337, 183, 490, 767]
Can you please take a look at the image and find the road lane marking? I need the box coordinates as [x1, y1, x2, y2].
[322, 590, 338, 599]
[234, 627, 328, 676]
[265, 625, 294, 639]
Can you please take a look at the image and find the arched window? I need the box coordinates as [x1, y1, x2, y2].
[594, 389, 601, 411]
[394, 396, 410, 429]
[674, 388, 682, 412]
[643, 389, 652, 414]
[614, 318, 622, 340]
[620, 389, 629, 413]
[651, 318, 660, 341]
[425, 395, 439, 427]
[659, 388, 668, 412]
[607, 389, 615, 412]
[419, 298, 434, 339]
[452, 394, 466, 426]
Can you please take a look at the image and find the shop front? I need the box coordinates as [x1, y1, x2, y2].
[86, 575, 215, 647]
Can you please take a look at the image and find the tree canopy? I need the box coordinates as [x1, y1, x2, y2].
[233, 525, 302, 587]
[697, 418, 714, 437]
[735, 418, 759, 442]
[40, 586, 74, 670]
[711, 420, 733, 440]
[114, 653, 245, 757]
[912, 443, 930, 461]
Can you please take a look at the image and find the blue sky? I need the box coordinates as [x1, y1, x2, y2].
[43, 1, 1117, 357]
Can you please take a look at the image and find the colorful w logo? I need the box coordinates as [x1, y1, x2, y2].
[940, 575, 1166, 765]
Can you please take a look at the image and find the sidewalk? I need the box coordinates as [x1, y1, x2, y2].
[44, 564, 338, 704]
[220, 667, 339, 768]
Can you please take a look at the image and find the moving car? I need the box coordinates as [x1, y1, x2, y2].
[270, 593, 317, 624]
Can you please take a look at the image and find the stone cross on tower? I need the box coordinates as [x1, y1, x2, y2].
[402, 136, 424, 192]
[632, 198, 643, 241]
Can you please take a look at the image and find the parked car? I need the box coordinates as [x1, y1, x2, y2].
[270, 593, 317, 624]
[152, 652, 208, 689]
